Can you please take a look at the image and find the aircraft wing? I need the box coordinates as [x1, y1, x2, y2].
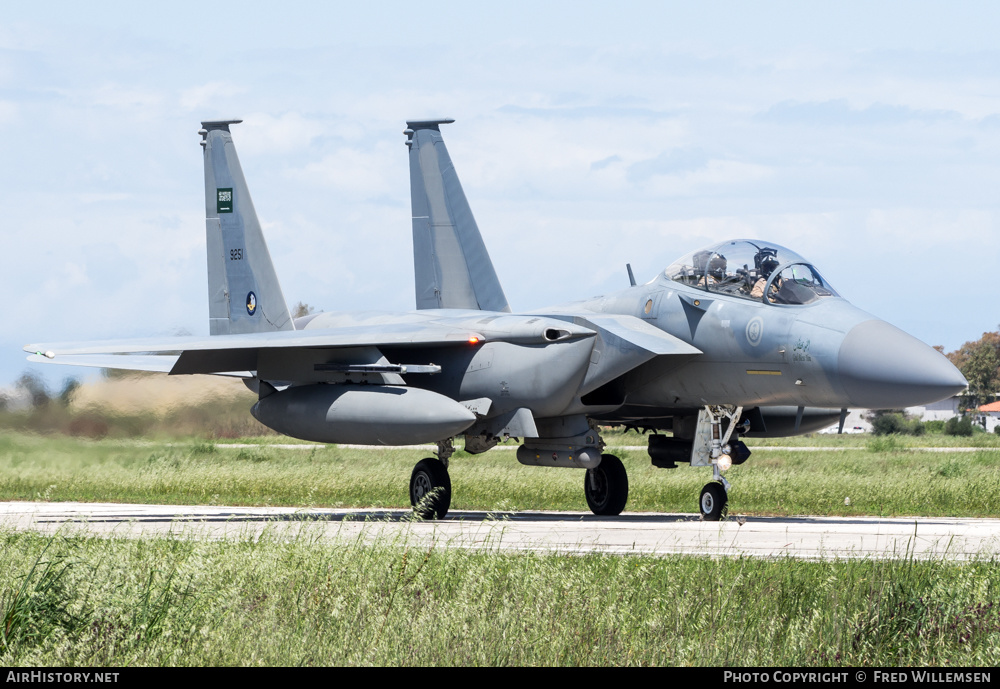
[24, 323, 486, 377]
[26, 353, 182, 373]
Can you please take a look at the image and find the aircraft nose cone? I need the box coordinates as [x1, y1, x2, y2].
[838, 320, 967, 408]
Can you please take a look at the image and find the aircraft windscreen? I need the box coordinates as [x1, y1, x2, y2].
[664, 239, 839, 305]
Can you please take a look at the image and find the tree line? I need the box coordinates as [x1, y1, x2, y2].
[937, 326, 1000, 411]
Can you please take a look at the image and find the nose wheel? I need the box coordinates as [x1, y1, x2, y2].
[699, 482, 728, 521]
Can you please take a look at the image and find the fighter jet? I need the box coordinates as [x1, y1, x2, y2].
[25, 119, 967, 521]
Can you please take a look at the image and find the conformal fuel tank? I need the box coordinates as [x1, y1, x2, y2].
[250, 384, 476, 445]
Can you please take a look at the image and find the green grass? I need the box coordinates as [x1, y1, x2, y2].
[2, 530, 998, 666]
[3, 428, 999, 667]
[744, 433, 1000, 448]
[1, 430, 999, 517]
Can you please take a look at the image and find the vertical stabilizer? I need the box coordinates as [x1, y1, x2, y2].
[405, 119, 511, 313]
[200, 120, 293, 335]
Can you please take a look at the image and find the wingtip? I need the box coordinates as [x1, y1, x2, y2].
[23, 344, 55, 358]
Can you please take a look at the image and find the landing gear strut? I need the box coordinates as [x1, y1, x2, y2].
[698, 405, 743, 521]
[410, 439, 454, 519]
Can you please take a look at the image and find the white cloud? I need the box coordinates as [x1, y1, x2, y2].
[179, 81, 247, 111]
[288, 142, 397, 196]
[237, 112, 326, 155]
[643, 160, 774, 197]
[88, 83, 165, 110]
[40, 261, 89, 296]
[0, 100, 17, 125]
[75, 192, 130, 203]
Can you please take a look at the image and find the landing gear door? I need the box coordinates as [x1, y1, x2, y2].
[690, 408, 713, 467]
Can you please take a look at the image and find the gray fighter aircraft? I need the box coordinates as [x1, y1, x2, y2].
[25, 119, 967, 520]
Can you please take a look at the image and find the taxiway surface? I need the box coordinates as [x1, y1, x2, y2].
[3, 501, 999, 560]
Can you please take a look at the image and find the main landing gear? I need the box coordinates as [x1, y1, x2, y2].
[515, 419, 628, 516]
[412, 426, 629, 519]
[410, 439, 454, 519]
[585, 454, 629, 516]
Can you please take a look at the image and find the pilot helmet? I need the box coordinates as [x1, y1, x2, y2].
[692, 250, 711, 276]
[693, 251, 727, 280]
[754, 248, 780, 278]
[708, 253, 727, 281]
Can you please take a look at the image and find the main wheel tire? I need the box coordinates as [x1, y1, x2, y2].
[410, 458, 452, 519]
[699, 482, 728, 521]
[584, 454, 629, 516]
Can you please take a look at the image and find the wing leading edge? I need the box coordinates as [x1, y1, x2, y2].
[25, 322, 488, 378]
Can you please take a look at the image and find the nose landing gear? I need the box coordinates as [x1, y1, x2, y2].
[698, 405, 743, 521]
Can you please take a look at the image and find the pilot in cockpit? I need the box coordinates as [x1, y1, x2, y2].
[694, 251, 728, 287]
[749, 248, 780, 298]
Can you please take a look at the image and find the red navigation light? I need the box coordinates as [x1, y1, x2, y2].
[468, 337, 481, 345]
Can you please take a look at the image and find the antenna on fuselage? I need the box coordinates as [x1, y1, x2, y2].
[626, 263, 636, 287]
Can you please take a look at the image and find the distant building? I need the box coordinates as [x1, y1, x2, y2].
[0, 386, 32, 412]
[906, 396, 962, 423]
[905, 394, 998, 432]
[821, 395, 969, 435]
[976, 401, 1000, 433]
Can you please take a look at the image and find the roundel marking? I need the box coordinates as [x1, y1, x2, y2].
[246, 291, 257, 316]
[745, 316, 764, 347]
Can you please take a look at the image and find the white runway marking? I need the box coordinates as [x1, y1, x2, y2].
[3, 501, 999, 561]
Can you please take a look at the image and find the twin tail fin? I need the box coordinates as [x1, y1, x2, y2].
[405, 119, 511, 313]
[200, 120, 293, 335]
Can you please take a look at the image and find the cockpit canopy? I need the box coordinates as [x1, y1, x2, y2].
[665, 239, 839, 305]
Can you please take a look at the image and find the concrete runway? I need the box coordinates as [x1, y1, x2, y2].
[3, 501, 999, 560]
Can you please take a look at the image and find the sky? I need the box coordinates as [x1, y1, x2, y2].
[2, 1, 999, 390]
